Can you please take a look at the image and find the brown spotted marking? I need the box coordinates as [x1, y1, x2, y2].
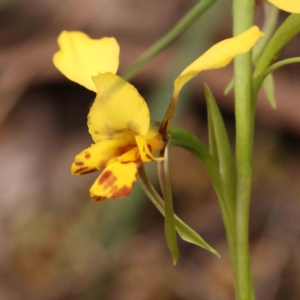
[98, 170, 114, 185]
[110, 185, 118, 194]
[80, 168, 98, 175]
[75, 162, 84, 166]
[75, 167, 89, 174]
[120, 161, 131, 164]
[92, 195, 105, 201]
[117, 144, 135, 156]
[111, 185, 133, 198]
[103, 174, 117, 190]
[85, 153, 91, 159]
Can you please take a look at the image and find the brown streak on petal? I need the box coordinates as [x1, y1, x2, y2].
[75, 167, 89, 174]
[98, 170, 113, 184]
[103, 175, 117, 190]
[111, 185, 133, 198]
[110, 186, 118, 193]
[117, 145, 135, 156]
[147, 144, 153, 152]
[92, 195, 105, 201]
[75, 162, 84, 166]
[81, 168, 98, 175]
[146, 154, 152, 160]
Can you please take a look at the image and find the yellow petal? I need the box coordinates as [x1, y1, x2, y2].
[268, 0, 300, 13]
[135, 136, 164, 162]
[53, 31, 119, 92]
[88, 73, 150, 142]
[147, 133, 166, 154]
[90, 161, 140, 201]
[160, 26, 264, 134]
[71, 140, 136, 175]
[116, 147, 140, 163]
[175, 26, 264, 98]
[145, 121, 161, 140]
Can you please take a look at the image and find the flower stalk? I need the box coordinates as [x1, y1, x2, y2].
[233, 0, 255, 300]
[121, 0, 216, 81]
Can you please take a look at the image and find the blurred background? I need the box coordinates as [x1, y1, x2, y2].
[1, 0, 300, 299]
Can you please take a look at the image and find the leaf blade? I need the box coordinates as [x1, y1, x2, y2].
[158, 142, 179, 265]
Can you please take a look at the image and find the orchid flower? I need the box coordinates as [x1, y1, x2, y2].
[53, 26, 263, 201]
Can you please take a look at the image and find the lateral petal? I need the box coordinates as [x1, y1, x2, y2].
[71, 140, 135, 175]
[90, 161, 140, 201]
[88, 73, 150, 142]
[53, 31, 119, 92]
[160, 26, 264, 134]
[268, 0, 300, 13]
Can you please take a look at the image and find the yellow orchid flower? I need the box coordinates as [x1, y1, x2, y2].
[54, 31, 164, 201]
[53, 26, 263, 201]
[267, 0, 300, 13]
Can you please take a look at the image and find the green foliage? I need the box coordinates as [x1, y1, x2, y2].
[263, 73, 277, 109]
[158, 143, 179, 265]
[138, 166, 220, 259]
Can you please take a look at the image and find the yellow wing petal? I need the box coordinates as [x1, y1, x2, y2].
[160, 26, 264, 135]
[90, 161, 140, 201]
[53, 31, 120, 92]
[71, 140, 135, 175]
[174, 26, 264, 98]
[88, 73, 150, 142]
[268, 0, 300, 13]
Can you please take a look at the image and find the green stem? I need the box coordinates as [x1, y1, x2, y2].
[224, 3, 278, 95]
[253, 14, 300, 98]
[233, 1, 255, 300]
[121, 0, 216, 81]
[265, 57, 300, 75]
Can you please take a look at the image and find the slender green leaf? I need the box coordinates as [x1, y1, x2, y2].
[175, 217, 220, 257]
[138, 166, 220, 257]
[263, 73, 276, 109]
[169, 126, 221, 193]
[204, 84, 236, 222]
[207, 102, 219, 161]
[158, 142, 179, 265]
[224, 79, 235, 95]
[253, 14, 300, 99]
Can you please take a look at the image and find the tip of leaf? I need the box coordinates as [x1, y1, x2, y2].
[172, 257, 178, 266]
[224, 78, 234, 95]
[203, 83, 211, 98]
[211, 249, 221, 258]
[224, 85, 232, 95]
